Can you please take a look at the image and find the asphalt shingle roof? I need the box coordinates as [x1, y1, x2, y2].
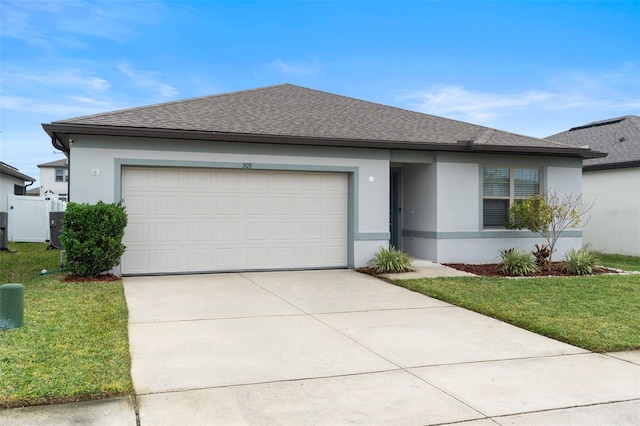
[38, 159, 68, 168]
[47, 84, 594, 155]
[546, 115, 640, 169]
[0, 162, 36, 182]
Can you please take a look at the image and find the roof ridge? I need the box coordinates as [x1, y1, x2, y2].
[54, 83, 291, 123]
[626, 115, 640, 135]
[44, 84, 596, 156]
[286, 85, 561, 146]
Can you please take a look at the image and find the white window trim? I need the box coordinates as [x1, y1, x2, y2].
[55, 168, 69, 182]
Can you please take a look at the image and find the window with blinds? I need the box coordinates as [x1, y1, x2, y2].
[55, 168, 68, 182]
[483, 166, 540, 228]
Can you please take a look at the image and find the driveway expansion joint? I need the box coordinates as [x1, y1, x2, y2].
[133, 368, 405, 397]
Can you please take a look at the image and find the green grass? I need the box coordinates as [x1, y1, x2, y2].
[396, 274, 640, 353]
[596, 252, 640, 272]
[0, 243, 133, 409]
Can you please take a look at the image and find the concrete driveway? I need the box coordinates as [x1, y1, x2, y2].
[120, 269, 640, 425]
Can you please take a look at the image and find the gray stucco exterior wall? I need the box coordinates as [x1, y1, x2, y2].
[68, 135, 585, 270]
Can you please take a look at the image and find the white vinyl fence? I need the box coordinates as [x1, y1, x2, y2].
[7, 194, 66, 243]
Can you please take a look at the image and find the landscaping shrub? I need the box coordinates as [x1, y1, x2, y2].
[497, 247, 540, 276]
[506, 191, 592, 271]
[369, 246, 414, 273]
[532, 243, 551, 270]
[60, 201, 127, 278]
[563, 247, 600, 276]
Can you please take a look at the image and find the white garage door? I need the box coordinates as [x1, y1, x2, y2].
[121, 167, 348, 275]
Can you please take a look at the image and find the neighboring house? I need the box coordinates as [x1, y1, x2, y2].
[546, 116, 640, 256]
[26, 187, 41, 196]
[37, 159, 69, 201]
[0, 162, 36, 213]
[42, 84, 603, 276]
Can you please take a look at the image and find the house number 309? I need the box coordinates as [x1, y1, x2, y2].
[242, 163, 253, 169]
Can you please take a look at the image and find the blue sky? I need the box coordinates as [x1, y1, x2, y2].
[1, 0, 639, 186]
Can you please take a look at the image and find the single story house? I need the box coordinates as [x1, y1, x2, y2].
[1, 162, 36, 212]
[546, 116, 639, 256]
[1, 162, 36, 249]
[43, 84, 604, 276]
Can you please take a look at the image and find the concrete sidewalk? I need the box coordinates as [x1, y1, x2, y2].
[379, 258, 476, 280]
[2, 268, 639, 425]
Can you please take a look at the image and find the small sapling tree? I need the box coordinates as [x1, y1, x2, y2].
[60, 201, 127, 278]
[506, 190, 593, 271]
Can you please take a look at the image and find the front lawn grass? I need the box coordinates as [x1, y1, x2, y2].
[396, 274, 640, 353]
[597, 252, 640, 272]
[0, 243, 133, 409]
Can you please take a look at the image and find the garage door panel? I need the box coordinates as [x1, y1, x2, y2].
[217, 248, 240, 267]
[154, 169, 180, 187]
[273, 197, 294, 215]
[188, 223, 213, 241]
[122, 167, 348, 274]
[272, 223, 295, 239]
[155, 196, 180, 215]
[216, 197, 243, 215]
[326, 197, 347, 215]
[155, 250, 180, 269]
[273, 173, 295, 189]
[216, 223, 239, 241]
[187, 196, 213, 215]
[326, 222, 346, 239]
[247, 197, 271, 215]
[217, 171, 240, 189]
[247, 172, 270, 189]
[125, 223, 150, 242]
[326, 246, 347, 264]
[187, 170, 213, 188]
[125, 168, 152, 187]
[187, 249, 213, 269]
[154, 223, 180, 242]
[123, 250, 149, 271]
[125, 196, 151, 215]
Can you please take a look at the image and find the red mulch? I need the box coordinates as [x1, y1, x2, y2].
[443, 262, 618, 278]
[355, 266, 417, 277]
[355, 266, 379, 276]
[63, 274, 120, 283]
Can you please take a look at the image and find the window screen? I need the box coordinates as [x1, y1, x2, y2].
[483, 167, 510, 197]
[483, 166, 540, 228]
[514, 168, 539, 197]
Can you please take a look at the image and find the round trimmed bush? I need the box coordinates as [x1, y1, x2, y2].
[60, 201, 127, 278]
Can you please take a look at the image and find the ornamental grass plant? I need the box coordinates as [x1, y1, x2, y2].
[563, 247, 600, 276]
[497, 247, 540, 276]
[369, 246, 414, 273]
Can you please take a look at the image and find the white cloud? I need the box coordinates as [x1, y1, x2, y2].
[1, 95, 121, 117]
[0, 2, 50, 47]
[0, 0, 165, 47]
[6, 69, 110, 91]
[117, 63, 178, 98]
[398, 66, 640, 136]
[0, 67, 116, 119]
[267, 58, 322, 76]
[402, 85, 557, 123]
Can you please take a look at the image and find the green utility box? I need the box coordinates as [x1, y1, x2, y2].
[0, 283, 24, 331]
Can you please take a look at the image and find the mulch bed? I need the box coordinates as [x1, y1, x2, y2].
[63, 274, 121, 283]
[444, 262, 619, 278]
[358, 263, 620, 278]
[356, 266, 416, 277]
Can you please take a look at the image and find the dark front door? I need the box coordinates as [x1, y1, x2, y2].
[390, 170, 401, 248]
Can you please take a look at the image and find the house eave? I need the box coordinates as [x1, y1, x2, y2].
[0, 164, 36, 183]
[42, 123, 606, 159]
[583, 160, 640, 172]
